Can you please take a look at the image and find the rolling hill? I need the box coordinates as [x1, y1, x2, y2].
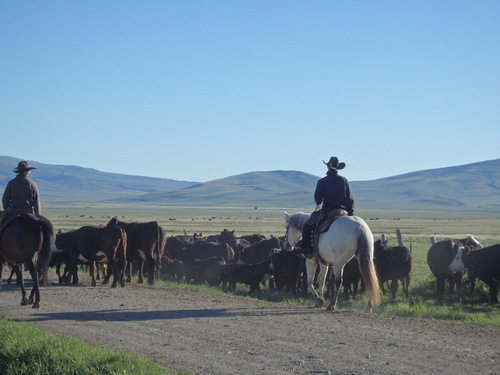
[1, 155, 499, 212]
[0, 156, 195, 203]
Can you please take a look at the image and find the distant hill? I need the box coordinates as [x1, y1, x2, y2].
[352, 158, 500, 212]
[1, 155, 499, 212]
[0, 156, 196, 203]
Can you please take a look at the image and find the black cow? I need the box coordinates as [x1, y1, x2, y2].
[427, 235, 483, 304]
[167, 241, 235, 263]
[218, 259, 272, 293]
[373, 240, 413, 299]
[270, 249, 302, 294]
[239, 237, 283, 264]
[327, 257, 362, 300]
[107, 218, 166, 285]
[55, 225, 127, 287]
[177, 256, 226, 286]
[448, 244, 500, 304]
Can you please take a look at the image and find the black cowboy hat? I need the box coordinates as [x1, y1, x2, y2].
[323, 157, 346, 170]
[12, 161, 37, 173]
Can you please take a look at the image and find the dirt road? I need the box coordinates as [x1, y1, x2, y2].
[0, 277, 499, 375]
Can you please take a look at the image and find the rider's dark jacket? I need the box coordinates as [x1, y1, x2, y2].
[2, 173, 41, 216]
[314, 169, 354, 216]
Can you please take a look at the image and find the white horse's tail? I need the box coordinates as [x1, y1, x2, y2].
[357, 233, 381, 311]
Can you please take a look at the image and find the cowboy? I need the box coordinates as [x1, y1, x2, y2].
[1, 161, 41, 226]
[301, 156, 354, 254]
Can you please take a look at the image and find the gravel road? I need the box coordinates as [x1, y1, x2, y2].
[0, 275, 499, 375]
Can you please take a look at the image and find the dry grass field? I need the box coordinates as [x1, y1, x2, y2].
[45, 204, 500, 285]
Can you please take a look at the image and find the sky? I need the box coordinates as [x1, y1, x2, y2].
[1, 1, 499, 183]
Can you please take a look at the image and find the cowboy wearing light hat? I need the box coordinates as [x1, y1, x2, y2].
[2, 161, 41, 225]
[300, 157, 354, 254]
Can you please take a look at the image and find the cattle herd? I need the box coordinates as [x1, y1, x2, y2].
[4, 216, 500, 307]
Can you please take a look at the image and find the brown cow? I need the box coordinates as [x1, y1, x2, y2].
[107, 217, 166, 285]
[55, 225, 127, 287]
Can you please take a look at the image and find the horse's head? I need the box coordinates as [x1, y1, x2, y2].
[284, 212, 308, 250]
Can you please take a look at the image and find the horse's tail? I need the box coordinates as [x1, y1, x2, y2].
[38, 219, 55, 284]
[357, 233, 381, 311]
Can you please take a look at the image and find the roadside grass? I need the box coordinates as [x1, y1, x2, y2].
[0, 315, 185, 375]
[157, 275, 500, 326]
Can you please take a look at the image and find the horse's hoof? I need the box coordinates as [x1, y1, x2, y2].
[120, 281, 125, 287]
[21, 298, 28, 306]
[111, 283, 117, 288]
[32, 303, 40, 308]
[28, 297, 34, 305]
[326, 304, 335, 311]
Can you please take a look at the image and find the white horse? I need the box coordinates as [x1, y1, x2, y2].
[284, 211, 380, 313]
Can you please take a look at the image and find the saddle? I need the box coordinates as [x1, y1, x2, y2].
[311, 209, 349, 261]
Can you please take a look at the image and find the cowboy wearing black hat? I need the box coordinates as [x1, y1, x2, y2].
[301, 157, 354, 254]
[1, 161, 41, 225]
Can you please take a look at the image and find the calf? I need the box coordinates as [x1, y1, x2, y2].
[373, 240, 412, 299]
[270, 249, 302, 294]
[177, 256, 226, 286]
[448, 244, 500, 304]
[218, 259, 272, 293]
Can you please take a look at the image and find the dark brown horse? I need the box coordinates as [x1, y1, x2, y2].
[0, 214, 56, 308]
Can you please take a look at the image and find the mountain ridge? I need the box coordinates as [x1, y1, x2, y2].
[1, 155, 499, 212]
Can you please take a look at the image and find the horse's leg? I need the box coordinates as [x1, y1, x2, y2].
[15, 266, 28, 306]
[305, 259, 324, 308]
[26, 260, 41, 308]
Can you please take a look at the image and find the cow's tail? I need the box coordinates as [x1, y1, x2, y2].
[357, 232, 381, 312]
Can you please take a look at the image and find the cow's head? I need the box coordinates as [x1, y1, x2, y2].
[448, 245, 469, 273]
[107, 217, 118, 227]
[464, 234, 483, 250]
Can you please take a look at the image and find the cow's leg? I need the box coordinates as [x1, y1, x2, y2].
[137, 260, 145, 283]
[147, 258, 156, 285]
[125, 262, 132, 283]
[390, 279, 398, 299]
[327, 263, 343, 311]
[403, 276, 410, 299]
[110, 262, 119, 288]
[90, 262, 96, 287]
[485, 279, 499, 304]
[435, 275, 445, 304]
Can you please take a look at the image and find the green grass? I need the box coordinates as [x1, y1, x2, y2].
[0, 316, 185, 375]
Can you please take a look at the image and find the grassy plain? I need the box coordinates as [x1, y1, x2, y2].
[44, 204, 500, 324]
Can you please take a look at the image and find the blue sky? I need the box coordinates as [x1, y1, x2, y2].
[1, 1, 499, 183]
